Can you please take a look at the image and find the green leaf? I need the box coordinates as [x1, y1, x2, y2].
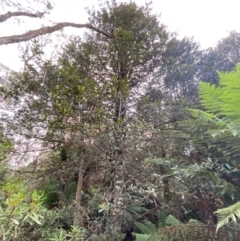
[133, 233, 150, 241]
[165, 215, 182, 226]
[215, 201, 240, 232]
[29, 212, 42, 225]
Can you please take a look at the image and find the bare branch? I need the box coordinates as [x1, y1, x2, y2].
[0, 22, 112, 45]
[0, 11, 45, 22]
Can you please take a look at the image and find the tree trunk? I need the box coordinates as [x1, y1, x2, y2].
[110, 95, 126, 237]
[73, 157, 84, 227]
[112, 155, 125, 233]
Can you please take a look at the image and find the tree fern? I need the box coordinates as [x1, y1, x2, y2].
[147, 223, 240, 241]
[134, 215, 219, 241]
[181, 65, 240, 190]
[140, 213, 240, 241]
[193, 64, 240, 233]
[148, 224, 216, 241]
[133, 215, 240, 240]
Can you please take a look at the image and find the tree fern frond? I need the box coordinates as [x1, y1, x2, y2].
[188, 219, 204, 224]
[199, 64, 240, 121]
[165, 214, 182, 226]
[128, 205, 148, 214]
[187, 108, 218, 121]
[143, 220, 158, 233]
[133, 233, 150, 241]
[218, 64, 240, 88]
[198, 81, 223, 114]
[215, 201, 240, 232]
[134, 221, 156, 234]
[157, 212, 168, 229]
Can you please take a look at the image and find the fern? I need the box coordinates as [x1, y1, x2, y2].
[215, 201, 240, 232]
[134, 214, 240, 240]
[135, 221, 156, 235]
[188, 219, 204, 224]
[157, 212, 168, 229]
[198, 81, 223, 115]
[193, 64, 240, 234]
[134, 213, 168, 241]
[134, 233, 150, 241]
[133, 221, 153, 241]
[127, 205, 148, 214]
[143, 220, 158, 233]
[199, 64, 240, 123]
[134, 212, 168, 235]
[165, 215, 182, 226]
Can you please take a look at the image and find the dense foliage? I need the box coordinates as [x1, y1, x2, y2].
[1, 1, 240, 240]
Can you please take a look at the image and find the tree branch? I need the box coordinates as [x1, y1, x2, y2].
[0, 11, 45, 23]
[0, 22, 112, 45]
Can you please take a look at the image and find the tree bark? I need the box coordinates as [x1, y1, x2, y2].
[0, 22, 112, 45]
[0, 11, 45, 23]
[112, 154, 125, 232]
[110, 95, 126, 236]
[73, 157, 84, 227]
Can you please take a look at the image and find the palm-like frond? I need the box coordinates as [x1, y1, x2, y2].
[182, 65, 240, 185]
[215, 202, 240, 232]
[134, 233, 150, 241]
[199, 81, 223, 114]
[157, 212, 168, 229]
[185, 64, 240, 236]
[199, 64, 240, 122]
[165, 215, 182, 226]
[135, 220, 157, 235]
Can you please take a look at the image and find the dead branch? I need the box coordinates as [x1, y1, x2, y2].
[0, 22, 112, 45]
[0, 11, 45, 22]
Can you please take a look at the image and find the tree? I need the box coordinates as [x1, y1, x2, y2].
[135, 63, 240, 229]
[160, 36, 201, 100]
[74, 1, 168, 236]
[0, 0, 111, 46]
[3, 1, 171, 239]
[199, 31, 240, 84]
[0, 138, 85, 241]
[8, 1, 240, 240]
[137, 36, 201, 129]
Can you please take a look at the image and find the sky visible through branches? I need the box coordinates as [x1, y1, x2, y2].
[1, 0, 240, 70]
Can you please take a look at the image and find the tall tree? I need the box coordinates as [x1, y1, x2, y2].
[79, 1, 168, 236]
[3, 1, 170, 238]
[160, 36, 201, 100]
[199, 31, 240, 84]
[137, 36, 201, 128]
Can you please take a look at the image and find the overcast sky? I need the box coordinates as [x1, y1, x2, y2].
[1, 0, 240, 70]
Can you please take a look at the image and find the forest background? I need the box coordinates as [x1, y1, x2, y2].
[1, 0, 240, 240]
